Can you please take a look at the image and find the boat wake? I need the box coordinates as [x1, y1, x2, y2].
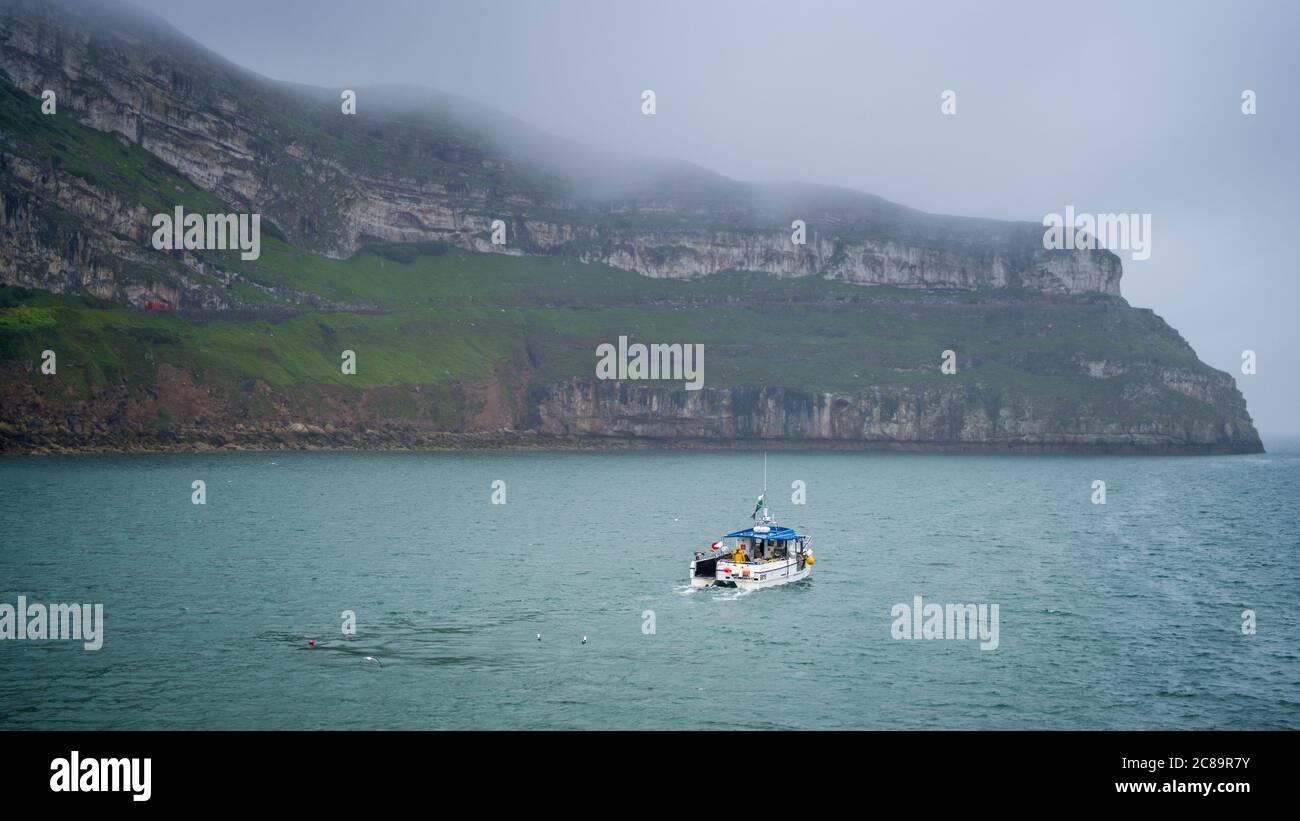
[674, 583, 755, 601]
[713, 586, 755, 602]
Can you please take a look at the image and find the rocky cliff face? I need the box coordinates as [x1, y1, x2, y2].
[0, 150, 187, 305]
[533, 374, 1259, 453]
[0, 0, 1120, 306]
[1, 362, 1258, 455]
[583, 230, 1119, 294]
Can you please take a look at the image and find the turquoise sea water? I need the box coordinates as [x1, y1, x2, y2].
[1, 444, 1297, 729]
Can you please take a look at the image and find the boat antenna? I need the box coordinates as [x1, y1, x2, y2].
[750, 451, 770, 521]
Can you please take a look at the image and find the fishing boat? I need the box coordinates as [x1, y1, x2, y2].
[688, 458, 815, 590]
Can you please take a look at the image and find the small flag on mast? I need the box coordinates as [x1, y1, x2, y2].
[751, 494, 765, 519]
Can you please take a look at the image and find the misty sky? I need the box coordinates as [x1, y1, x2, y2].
[127, 0, 1300, 436]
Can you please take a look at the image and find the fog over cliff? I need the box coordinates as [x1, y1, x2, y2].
[124, 0, 1300, 435]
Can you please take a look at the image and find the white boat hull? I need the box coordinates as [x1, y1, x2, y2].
[689, 555, 812, 589]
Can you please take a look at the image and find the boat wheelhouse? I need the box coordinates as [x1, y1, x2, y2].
[689, 509, 815, 590]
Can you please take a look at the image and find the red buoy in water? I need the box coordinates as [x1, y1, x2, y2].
[308, 639, 315, 647]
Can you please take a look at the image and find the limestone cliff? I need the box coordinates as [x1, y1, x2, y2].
[0, 0, 1119, 307]
[533, 375, 1259, 453]
[0, 0, 1261, 455]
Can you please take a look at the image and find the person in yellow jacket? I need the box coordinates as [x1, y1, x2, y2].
[732, 544, 746, 563]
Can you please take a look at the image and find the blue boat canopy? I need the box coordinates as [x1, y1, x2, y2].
[725, 526, 799, 541]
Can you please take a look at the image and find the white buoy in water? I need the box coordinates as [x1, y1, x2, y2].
[536, 633, 541, 642]
[581, 636, 587, 644]
[363, 656, 383, 668]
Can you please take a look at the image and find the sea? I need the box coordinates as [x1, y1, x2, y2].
[1, 443, 1297, 729]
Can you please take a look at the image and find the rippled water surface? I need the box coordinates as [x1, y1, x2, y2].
[1, 444, 1297, 729]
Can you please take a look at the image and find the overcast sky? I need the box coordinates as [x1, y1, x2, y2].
[127, 0, 1300, 436]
